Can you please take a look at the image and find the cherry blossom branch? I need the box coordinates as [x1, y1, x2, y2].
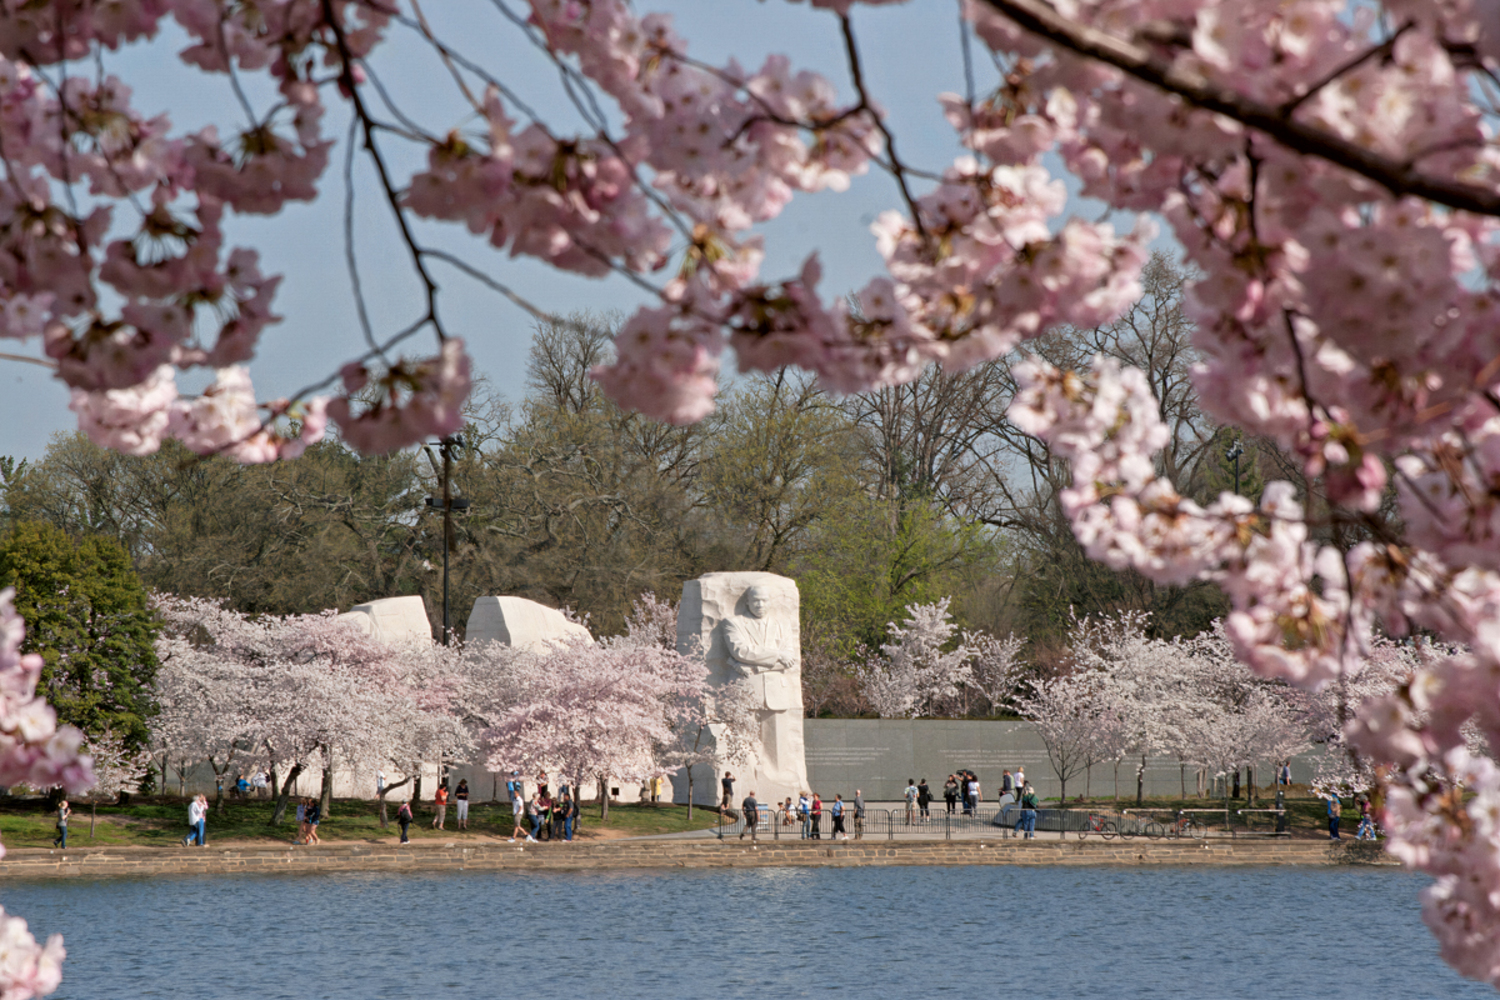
[839, 15, 928, 240]
[321, 0, 445, 342]
[978, 0, 1500, 216]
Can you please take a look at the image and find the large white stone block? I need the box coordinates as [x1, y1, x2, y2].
[466, 596, 592, 651]
[676, 571, 808, 806]
[338, 595, 432, 646]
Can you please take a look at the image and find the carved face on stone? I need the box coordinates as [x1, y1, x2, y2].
[745, 586, 772, 619]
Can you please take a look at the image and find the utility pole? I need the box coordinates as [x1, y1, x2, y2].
[424, 435, 470, 644]
[1226, 439, 1244, 496]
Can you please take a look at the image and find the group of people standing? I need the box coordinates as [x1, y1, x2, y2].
[505, 771, 579, 843]
[727, 783, 866, 842]
[294, 796, 322, 845]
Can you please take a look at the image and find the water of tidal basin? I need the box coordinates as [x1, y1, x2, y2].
[4, 865, 1489, 999]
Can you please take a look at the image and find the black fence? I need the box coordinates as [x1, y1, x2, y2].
[713, 805, 1270, 840]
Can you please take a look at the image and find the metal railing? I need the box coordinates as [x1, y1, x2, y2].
[711, 803, 1316, 842]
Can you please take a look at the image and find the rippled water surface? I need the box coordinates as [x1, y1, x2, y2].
[3, 865, 1490, 999]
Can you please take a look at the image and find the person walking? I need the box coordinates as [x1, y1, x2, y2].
[235, 774, 249, 798]
[740, 791, 760, 842]
[810, 793, 823, 839]
[1001, 769, 1014, 802]
[53, 799, 70, 849]
[916, 779, 932, 822]
[904, 779, 918, 825]
[1014, 767, 1026, 796]
[396, 799, 412, 844]
[431, 783, 449, 830]
[454, 779, 470, 830]
[831, 794, 847, 840]
[944, 775, 959, 815]
[853, 789, 866, 840]
[720, 771, 735, 812]
[1328, 795, 1342, 840]
[1020, 783, 1038, 839]
[295, 797, 308, 844]
[304, 797, 321, 845]
[183, 794, 205, 847]
[507, 772, 529, 842]
[798, 792, 812, 839]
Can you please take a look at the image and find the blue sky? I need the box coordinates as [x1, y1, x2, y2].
[0, 0, 1142, 461]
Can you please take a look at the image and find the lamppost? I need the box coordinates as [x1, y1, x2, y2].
[1226, 439, 1244, 496]
[423, 435, 470, 644]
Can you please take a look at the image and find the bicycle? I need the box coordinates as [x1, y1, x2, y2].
[1168, 810, 1207, 840]
[1076, 813, 1117, 840]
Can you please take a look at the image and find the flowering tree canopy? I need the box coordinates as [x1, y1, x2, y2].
[858, 597, 1023, 717]
[7, 0, 1500, 982]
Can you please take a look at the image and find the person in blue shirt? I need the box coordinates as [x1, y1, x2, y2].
[831, 794, 847, 840]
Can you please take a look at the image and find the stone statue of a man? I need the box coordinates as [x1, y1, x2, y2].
[676, 572, 809, 804]
[723, 585, 798, 712]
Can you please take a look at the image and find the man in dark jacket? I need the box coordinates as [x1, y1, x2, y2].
[740, 791, 760, 842]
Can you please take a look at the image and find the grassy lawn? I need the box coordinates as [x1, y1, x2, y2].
[0, 796, 723, 849]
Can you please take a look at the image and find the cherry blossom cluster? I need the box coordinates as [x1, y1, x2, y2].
[0, 1, 470, 458]
[951, 0, 1500, 976]
[0, 588, 93, 999]
[0, 588, 94, 804]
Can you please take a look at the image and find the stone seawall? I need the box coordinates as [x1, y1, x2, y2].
[0, 839, 1390, 880]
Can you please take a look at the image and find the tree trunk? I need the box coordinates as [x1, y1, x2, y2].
[1248, 766, 1256, 803]
[1232, 768, 1241, 799]
[1113, 760, 1120, 803]
[1180, 763, 1186, 799]
[686, 767, 694, 821]
[1135, 756, 1145, 807]
[413, 771, 423, 807]
[378, 776, 412, 829]
[90, 799, 97, 837]
[1085, 764, 1091, 800]
[270, 763, 305, 825]
[319, 751, 334, 819]
[598, 774, 609, 821]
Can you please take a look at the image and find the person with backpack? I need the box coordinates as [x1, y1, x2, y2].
[904, 779, 918, 825]
[1019, 783, 1039, 839]
[396, 799, 413, 845]
[916, 779, 932, 822]
[798, 792, 812, 839]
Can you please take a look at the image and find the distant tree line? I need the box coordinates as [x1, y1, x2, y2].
[2, 257, 1360, 721]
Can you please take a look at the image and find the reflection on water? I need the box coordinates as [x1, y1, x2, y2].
[2, 865, 1489, 999]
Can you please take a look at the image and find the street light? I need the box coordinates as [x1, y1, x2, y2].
[423, 435, 470, 644]
[1226, 439, 1244, 496]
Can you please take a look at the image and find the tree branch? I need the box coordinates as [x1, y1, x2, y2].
[978, 0, 1500, 217]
